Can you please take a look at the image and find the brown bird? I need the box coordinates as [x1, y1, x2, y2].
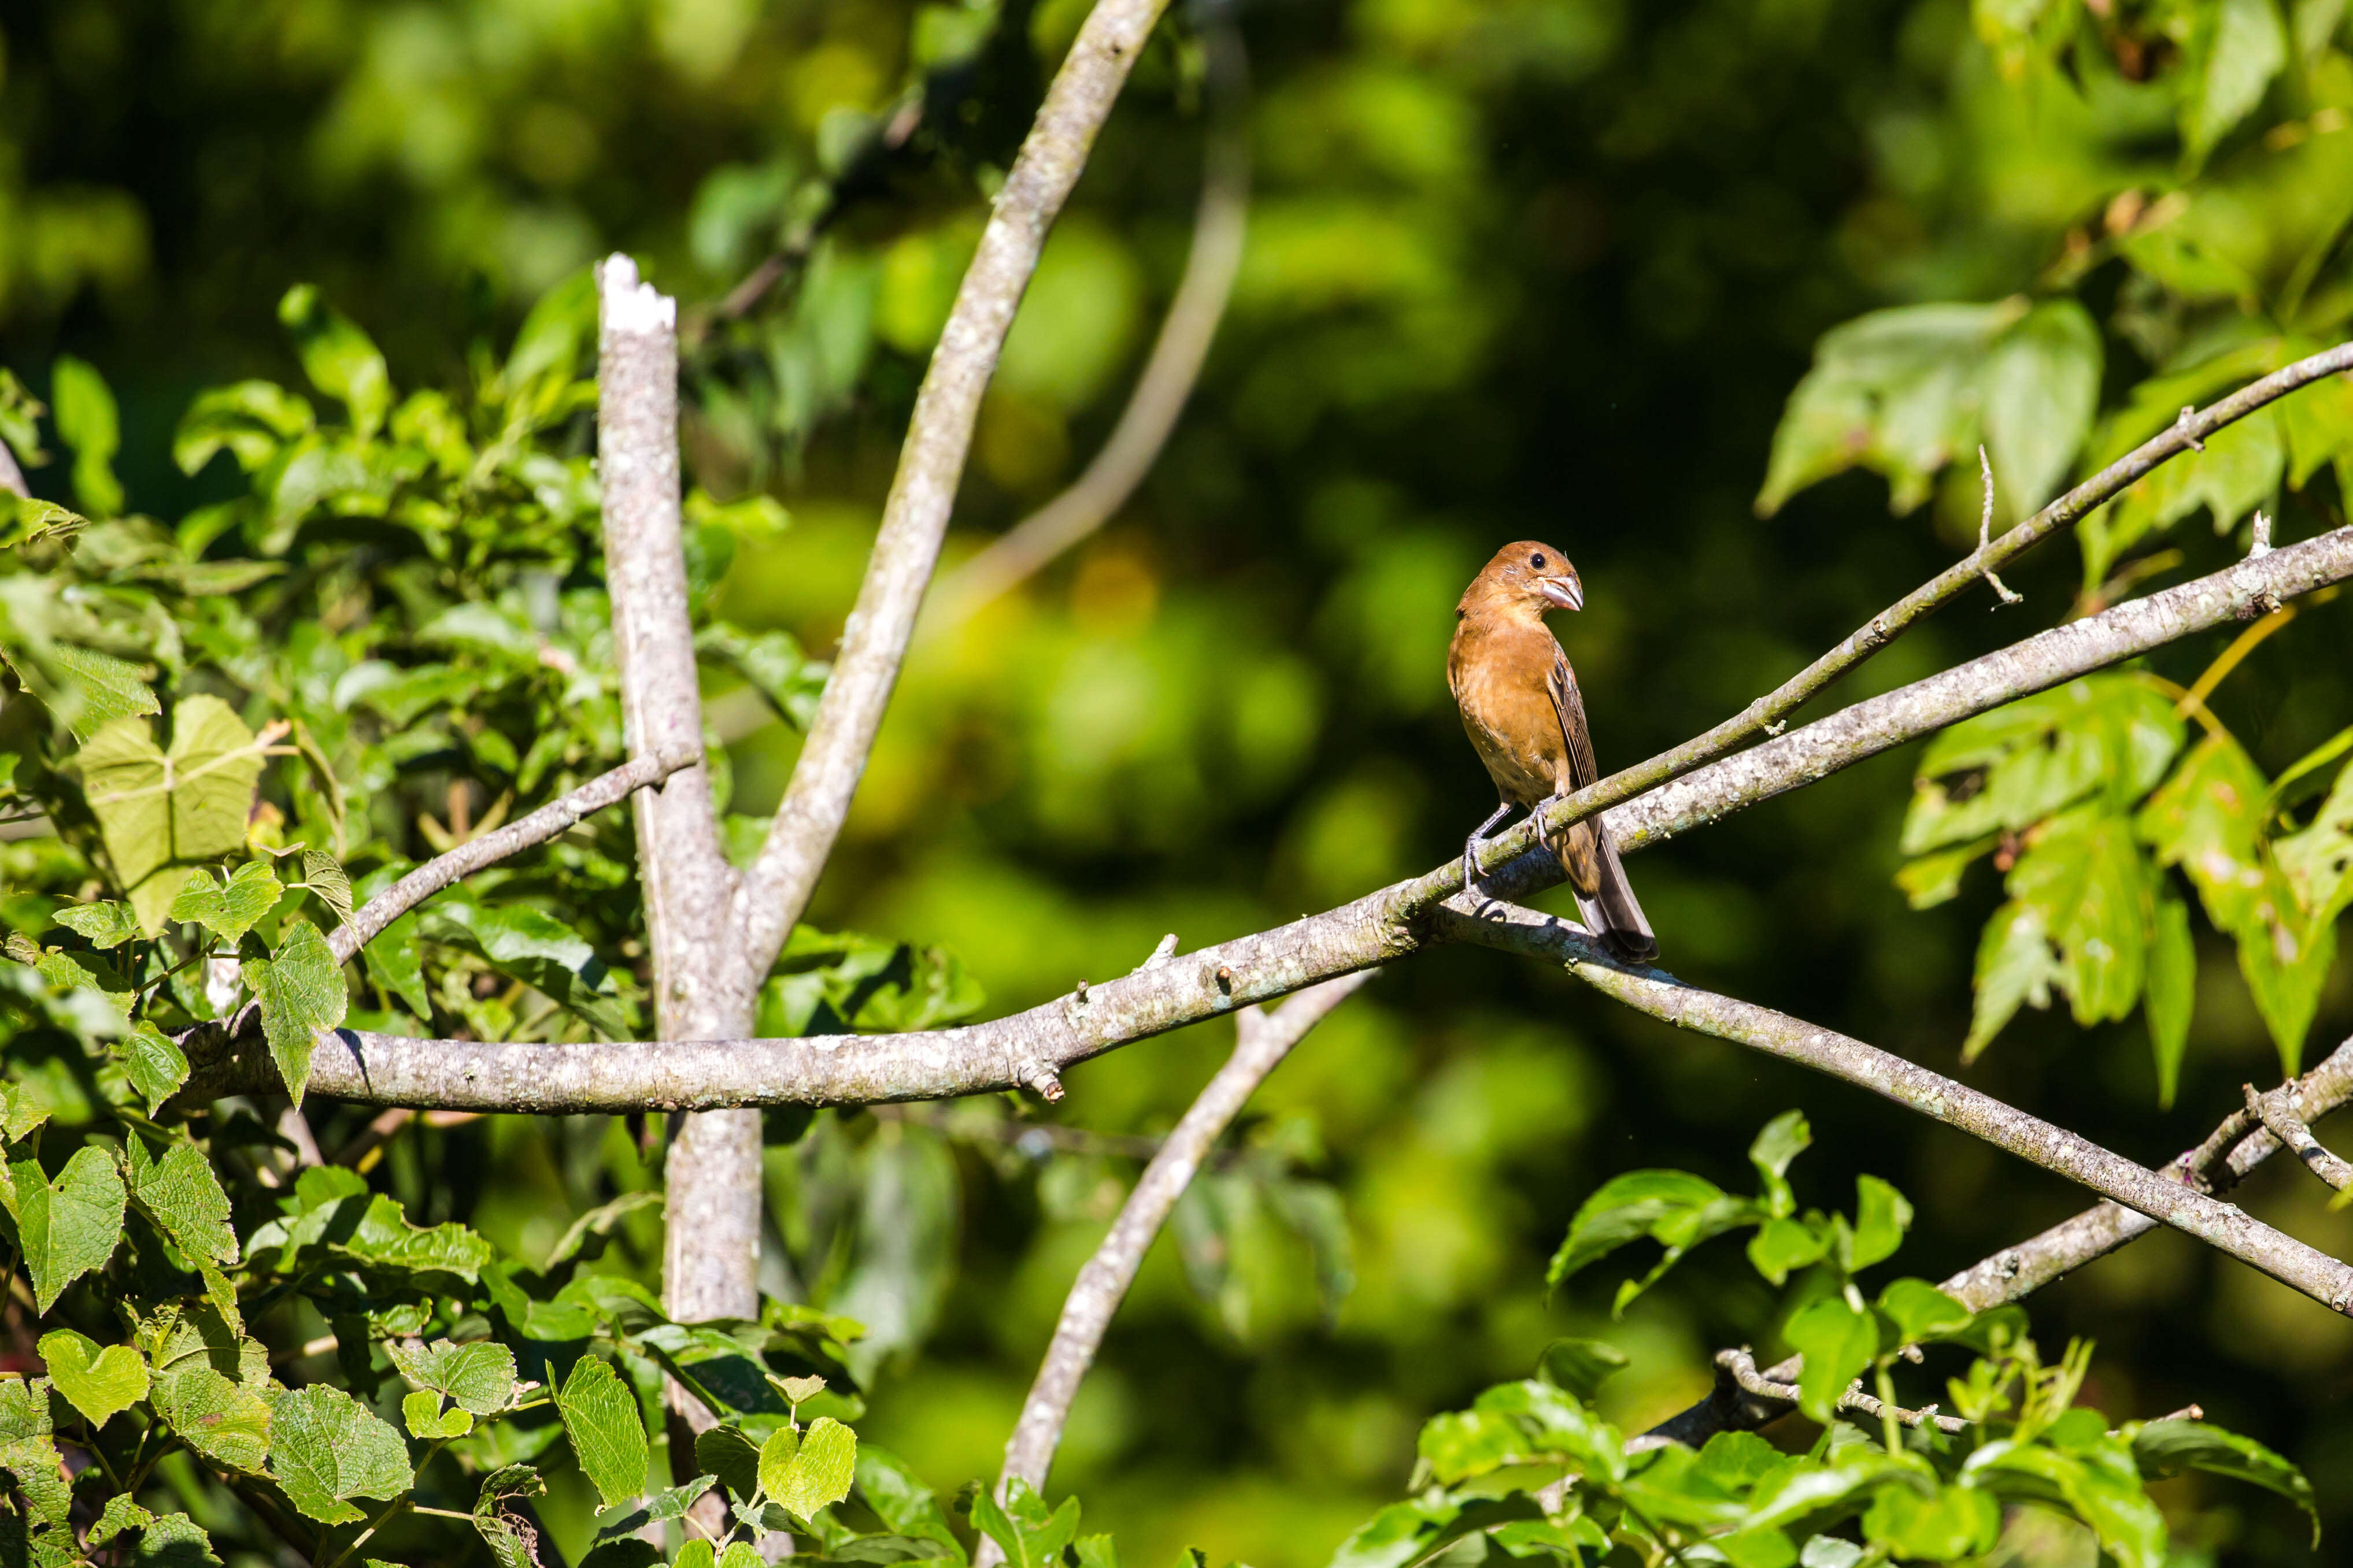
[1448, 540, 1658, 965]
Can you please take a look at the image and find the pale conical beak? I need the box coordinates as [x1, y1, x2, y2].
[1537, 574, 1584, 611]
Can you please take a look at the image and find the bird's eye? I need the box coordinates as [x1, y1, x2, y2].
[1529, 552, 1547, 568]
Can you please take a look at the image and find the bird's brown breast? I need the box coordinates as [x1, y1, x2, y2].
[1448, 616, 1567, 807]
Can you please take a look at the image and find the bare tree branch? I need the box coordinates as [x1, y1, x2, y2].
[987, 970, 1371, 1552]
[327, 749, 700, 965]
[1642, 1037, 2353, 1448]
[734, 0, 1180, 990]
[1423, 342, 2353, 903]
[927, 14, 1250, 636]
[2244, 1079, 2353, 1192]
[179, 528, 2353, 1110]
[1443, 899, 2353, 1314]
[1715, 1349, 1964, 1435]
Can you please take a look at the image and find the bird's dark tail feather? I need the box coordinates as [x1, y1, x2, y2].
[1569, 828, 1657, 966]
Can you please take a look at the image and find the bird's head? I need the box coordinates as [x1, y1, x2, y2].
[1459, 540, 1583, 620]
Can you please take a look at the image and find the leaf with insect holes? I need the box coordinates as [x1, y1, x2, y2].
[267, 1383, 412, 1523]
[171, 859, 284, 944]
[386, 1338, 518, 1416]
[301, 847, 354, 924]
[13, 1146, 126, 1311]
[242, 917, 345, 1104]
[471, 1463, 546, 1568]
[39, 1329, 149, 1426]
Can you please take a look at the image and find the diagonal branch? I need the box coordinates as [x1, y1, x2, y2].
[1642, 1036, 2353, 1448]
[927, 11, 1250, 636]
[733, 0, 1179, 993]
[1425, 342, 2353, 905]
[2244, 1079, 2353, 1192]
[991, 972, 1371, 1530]
[178, 527, 2353, 1110]
[1443, 898, 2353, 1314]
[328, 749, 700, 966]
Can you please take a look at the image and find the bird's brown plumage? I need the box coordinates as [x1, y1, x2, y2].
[1448, 539, 1658, 964]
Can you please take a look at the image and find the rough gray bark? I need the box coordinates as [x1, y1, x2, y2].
[929, 14, 1250, 635]
[734, 0, 1178, 985]
[1642, 1036, 2353, 1448]
[597, 258, 762, 1512]
[991, 973, 1370, 1517]
[182, 527, 2353, 1110]
[1444, 898, 2353, 1315]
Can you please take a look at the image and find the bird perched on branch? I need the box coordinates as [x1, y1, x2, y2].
[1448, 540, 1658, 965]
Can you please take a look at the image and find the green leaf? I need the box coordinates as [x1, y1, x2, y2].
[697, 1421, 765, 1501]
[121, 1022, 192, 1112]
[471, 1463, 547, 1568]
[1547, 1169, 1740, 1286]
[2007, 811, 2152, 1031]
[242, 917, 346, 1105]
[856, 1443, 967, 1559]
[173, 380, 315, 475]
[1875, 1278, 1973, 1344]
[132, 1512, 224, 1566]
[1907, 676, 2184, 857]
[1862, 1484, 1999, 1559]
[757, 1421, 800, 1498]
[170, 859, 284, 944]
[545, 1189, 663, 1277]
[385, 1337, 519, 1416]
[2277, 750, 2353, 926]
[1975, 1441, 2166, 1568]
[0, 1083, 51, 1145]
[52, 900, 142, 948]
[1784, 1298, 1877, 1423]
[971, 1477, 1081, 1568]
[265, 1383, 413, 1524]
[1748, 1110, 1811, 1218]
[558, 1355, 649, 1508]
[300, 847, 354, 925]
[76, 696, 269, 933]
[152, 1366, 271, 1471]
[51, 356, 125, 517]
[417, 898, 626, 1037]
[2130, 1418, 2318, 1542]
[771, 1415, 857, 1519]
[697, 622, 828, 730]
[1747, 1216, 1829, 1286]
[279, 286, 393, 439]
[1843, 1176, 1912, 1272]
[13, 1146, 127, 1311]
[88, 1494, 154, 1547]
[2184, 0, 2290, 164]
[2145, 889, 2196, 1108]
[1980, 300, 2102, 518]
[2237, 905, 2336, 1077]
[362, 910, 432, 1020]
[2139, 733, 2270, 926]
[37, 1329, 149, 1426]
[127, 1135, 238, 1265]
[404, 1389, 474, 1439]
[1534, 1338, 1629, 1402]
[1966, 899, 2062, 1058]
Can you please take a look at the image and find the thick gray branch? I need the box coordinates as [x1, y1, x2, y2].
[328, 750, 698, 966]
[991, 971, 1369, 1522]
[1421, 340, 2353, 902]
[735, 0, 1176, 985]
[1444, 899, 2353, 1315]
[928, 16, 1249, 635]
[180, 531, 2353, 1110]
[1644, 1037, 2353, 1448]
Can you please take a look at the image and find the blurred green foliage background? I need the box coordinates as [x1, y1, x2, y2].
[8, 0, 2353, 1561]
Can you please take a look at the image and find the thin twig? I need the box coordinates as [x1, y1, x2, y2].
[1975, 447, 2023, 606]
[983, 970, 1370, 1560]
[1715, 1349, 1964, 1435]
[175, 528, 2353, 1111]
[1445, 899, 2353, 1316]
[329, 747, 700, 965]
[732, 0, 1179, 993]
[2244, 1081, 2353, 1192]
[927, 12, 1250, 636]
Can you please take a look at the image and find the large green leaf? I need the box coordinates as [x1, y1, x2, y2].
[153, 1366, 271, 1472]
[2005, 811, 2151, 1030]
[242, 917, 346, 1104]
[2130, 1418, 2318, 1542]
[126, 1134, 237, 1265]
[12, 1146, 127, 1311]
[386, 1338, 519, 1417]
[267, 1383, 413, 1524]
[279, 285, 392, 439]
[1966, 899, 2060, 1054]
[558, 1356, 649, 1508]
[1783, 1297, 1877, 1424]
[856, 1444, 967, 1559]
[76, 696, 270, 933]
[121, 1022, 193, 1112]
[169, 859, 284, 944]
[1547, 1169, 1746, 1287]
[765, 1415, 857, 1519]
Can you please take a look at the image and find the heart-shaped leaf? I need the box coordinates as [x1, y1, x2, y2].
[38, 1329, 149, 1426]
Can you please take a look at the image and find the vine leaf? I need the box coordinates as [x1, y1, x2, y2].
[38, 1329, 150, 1426]
[557, 1356, 648, 1508]
[11, 1146, 127, 1311]
[242, 917, 346, 1105]
[267, 1384, 413, 1524]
